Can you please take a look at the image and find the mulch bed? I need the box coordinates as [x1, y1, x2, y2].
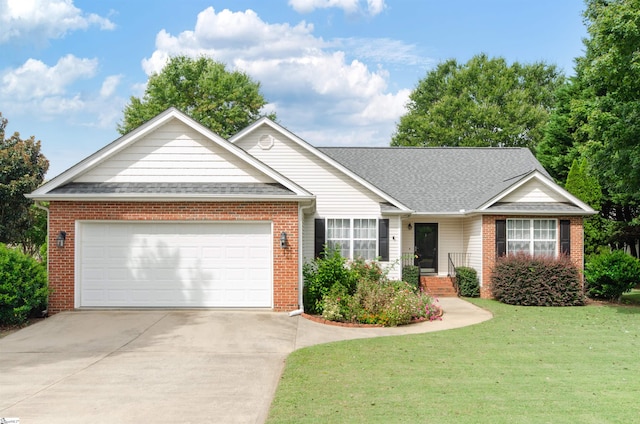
[301, 310, 442, 328]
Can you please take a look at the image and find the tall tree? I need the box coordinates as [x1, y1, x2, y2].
[565, 158, 609, 254]
[539, 0, 640, 256]
[119, 56, 274, 138]
[392, 54, 564, 150]
[0, 113, 49, 251]
[580, 0, 640, 204]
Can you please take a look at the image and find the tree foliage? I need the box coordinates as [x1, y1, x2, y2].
[580, 0, 640, 203]
[392, 54, 564, 149]
[0, 113, 49, 251]
[118, 56, 274, 138]
[538, 0, 640, 256]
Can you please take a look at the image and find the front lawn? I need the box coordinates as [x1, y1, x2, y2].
[267, 299, 640, 423]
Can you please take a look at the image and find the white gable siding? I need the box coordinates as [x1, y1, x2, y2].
[77, 121, 273, 183]
[501, 179, 566, 203]
[235, 126, 386, 215]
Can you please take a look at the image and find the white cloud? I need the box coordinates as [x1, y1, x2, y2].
[288, 0, 386, 16]
[0, 0, 114, 44]
[100, 75, 122, 98]
[140, 7, 415, 147]
[0, 55, 126, 128]
[2, 55, 97, 99]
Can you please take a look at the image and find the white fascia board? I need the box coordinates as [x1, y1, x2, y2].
[230, 118, 412, 212]
[477, 171, 596, 213]
[462, 209, 597, 217]
[31, 108, 312, 198]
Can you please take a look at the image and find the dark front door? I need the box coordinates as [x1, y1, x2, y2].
[415, 223, 438, 274]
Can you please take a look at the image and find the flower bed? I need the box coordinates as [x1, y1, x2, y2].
[303, 251, 442, 327]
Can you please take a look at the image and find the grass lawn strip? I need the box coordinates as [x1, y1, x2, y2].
[267, 299, 640, 423]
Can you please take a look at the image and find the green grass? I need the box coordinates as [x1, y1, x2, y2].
[267, 300, 640, 423]
[621, 289, 640, 305]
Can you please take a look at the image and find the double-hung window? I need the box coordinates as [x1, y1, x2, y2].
[326, 218, 378, 260]
[507, 219, 557, 257]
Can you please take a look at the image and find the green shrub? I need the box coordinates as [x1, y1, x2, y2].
[491, 253, 584, 306]
[307, 252, 442, 326]
[456, 266, 479, 297]
[402, 265, 420, 291]
[585, 250, 640, 301]
[303, 248, 356, 314]
[0, 243, 49, 325]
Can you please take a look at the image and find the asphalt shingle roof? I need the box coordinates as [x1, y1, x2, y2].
[49, 182, 296, 196]
[318, 147, 552, 213]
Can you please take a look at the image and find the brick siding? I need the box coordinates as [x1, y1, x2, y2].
[47, 201, 299, 314]
[481, 215, 584, 298]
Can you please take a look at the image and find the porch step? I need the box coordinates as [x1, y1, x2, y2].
[420, 276, 458, 297]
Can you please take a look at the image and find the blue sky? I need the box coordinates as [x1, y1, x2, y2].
[0, 0, 587, 178]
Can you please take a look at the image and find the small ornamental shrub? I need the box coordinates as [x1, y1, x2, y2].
[491, 253, 584, 306]
[456, 266, 479, 297]
[0, 243, 49, 325]
[585, 250, 640, 301]
[402, 265, 420, 291]
[303, 248, 356, 314]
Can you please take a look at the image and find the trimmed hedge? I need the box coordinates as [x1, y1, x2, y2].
[585, 250, 640, 301]
[456, 266, 479, 297]
[491, 253, 584, 306]
[0, 244, 49, 325]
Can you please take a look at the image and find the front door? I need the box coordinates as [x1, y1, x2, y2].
[415, 223, 438, 274]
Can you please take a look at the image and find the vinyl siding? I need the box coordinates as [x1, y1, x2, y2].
[77, 121, 273, 183]
[501, 179, 566, 203]
[463, 216, 483, 285]
[235, 126, 386, 216]
[236, 125, 399, 271]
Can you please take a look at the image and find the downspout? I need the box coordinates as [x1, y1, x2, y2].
[34, 201, 50, 315]
[289, 200, 315, 317]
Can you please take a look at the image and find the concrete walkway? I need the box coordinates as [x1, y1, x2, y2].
[0, 298, 491, 424]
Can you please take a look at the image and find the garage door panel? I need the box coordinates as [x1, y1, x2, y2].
[79, 222, 273, 308]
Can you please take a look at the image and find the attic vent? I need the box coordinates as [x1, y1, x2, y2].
[258, 134, 274, 150]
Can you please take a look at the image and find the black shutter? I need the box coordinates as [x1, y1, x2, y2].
[496, 220, 506, 257]
[314, 218, 325, 258]
[560, 219, 571, 256]
[378, 219, 389, 261]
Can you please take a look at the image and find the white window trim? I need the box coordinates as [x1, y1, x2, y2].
[325, 218, 378, 260]
[507, 218, 558, 257]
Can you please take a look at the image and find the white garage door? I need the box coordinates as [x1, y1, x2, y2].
[78, 222, 272, 308]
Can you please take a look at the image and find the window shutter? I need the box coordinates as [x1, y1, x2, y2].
[560, 219, 571, 256]
[496, 220, 506, 257]
[314, 218, 325, 258]
[378, 219, 389, 261]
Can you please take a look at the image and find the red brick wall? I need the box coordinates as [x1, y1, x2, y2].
[480, 215, 584, 298]
[47, 201, 299, 314]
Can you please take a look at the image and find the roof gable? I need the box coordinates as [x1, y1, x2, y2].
[230, 118, 411, 212]
[30, 108, 312, 200]
[478, 171, 595, 215]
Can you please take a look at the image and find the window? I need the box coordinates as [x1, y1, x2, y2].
[507, 219, 557, 257]
[326, 218, 378, 260]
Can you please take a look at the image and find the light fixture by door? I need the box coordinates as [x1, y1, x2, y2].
[56, 231, 67, 248]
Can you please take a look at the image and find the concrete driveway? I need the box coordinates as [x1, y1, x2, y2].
[0, 299, 491, 424]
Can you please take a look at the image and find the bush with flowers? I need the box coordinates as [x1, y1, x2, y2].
[303, 248, 442, 326]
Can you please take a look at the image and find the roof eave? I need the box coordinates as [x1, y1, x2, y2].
[26, 193, 317, 203]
